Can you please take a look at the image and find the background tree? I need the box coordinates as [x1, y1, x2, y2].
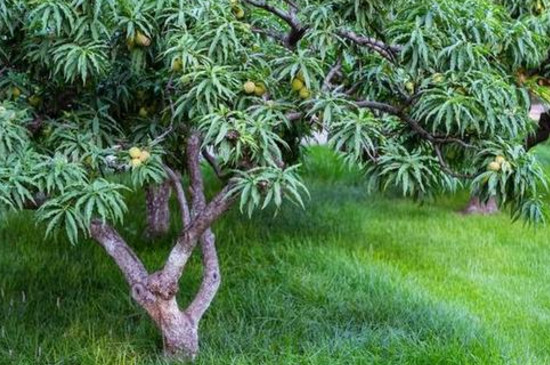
[0, 0, 549, 360]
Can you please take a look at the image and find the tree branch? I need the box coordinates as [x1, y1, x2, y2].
[526, 112, 550, 151]
[185, 228, 220, 322]
[187, 132, 207, 214]
[322, 57, 342, 92]
[90, 220, 156, 306]
[164, 165, 191, 227]
[151, 182, 236, 300]
[90, 220, 149, 285]
[355, 100, 474, 148]
[251, 26, 287, 43]
[337, 29, 401, 62]
[202, 150, 228, 180]
[243, 0, 306, 48]
[243, 0, 296, 27]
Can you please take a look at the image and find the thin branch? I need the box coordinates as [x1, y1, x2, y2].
[345, 81, 363, 96]
[337, 29, 401, 63]
[243, 0, 306, 48]
[202, 150, 227, 180]
[285, 96, 473, 148]
[164, 165, 191, 227]
[282, 0, 299, 11]
[186, 132, 207, 214]
[354, 100, 474, 148]
[355, 100, 401, 115]
[285, 111, 303, 121]
[322, 57, 342, 92]
[185, 228, 220, 322]
[150, 78, 178, 146]
[151, 107, 176, 146]
[243, 0, 296, 28]
[251, 26, 287, 43]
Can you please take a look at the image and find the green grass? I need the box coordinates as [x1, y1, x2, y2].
[2, 146, 550, 364]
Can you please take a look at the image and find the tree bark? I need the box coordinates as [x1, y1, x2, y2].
[461, 196, 498, 215]
[87, 134, 236, 361]
[150, 298, 199, 360]
[90, 220, 201, 360]
[145, 181, 172, 238]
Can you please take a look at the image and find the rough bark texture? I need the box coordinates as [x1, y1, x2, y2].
[88, 133, 234, 361]
[90, 220, 200, 360]
[145, 181, 172, 238]
[185, 229, 221, 322]
[149, 298, 199, 360]
[461, 196, 498, 215]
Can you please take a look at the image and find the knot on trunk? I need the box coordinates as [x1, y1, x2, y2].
[147, 272, 179, 300]
[131, 283, 156, 304]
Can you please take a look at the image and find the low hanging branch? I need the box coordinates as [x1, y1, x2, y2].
[354, 100, 474, 148]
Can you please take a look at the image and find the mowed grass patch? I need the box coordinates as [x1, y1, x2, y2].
[1, 145, 550, 364]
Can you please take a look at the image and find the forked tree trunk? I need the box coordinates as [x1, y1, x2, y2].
[145, 181, 171, 238]
[461, 196, 498, 215]
[88, 134, 232, 361]
[90, 219, 222, 361]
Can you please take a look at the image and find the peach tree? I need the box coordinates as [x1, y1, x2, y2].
[1, 0, 549, 360]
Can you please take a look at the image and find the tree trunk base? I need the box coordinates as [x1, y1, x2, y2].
[145, 181, 172, 238]
[143, 298, 199, 362]
[161, 312, 198, 362]
[460, 196, 498, 215]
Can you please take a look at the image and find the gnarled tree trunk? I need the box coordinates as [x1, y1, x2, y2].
[145, 181, 172, 238]
[90, 218, 223, 361]
[88, 133, 233, 361]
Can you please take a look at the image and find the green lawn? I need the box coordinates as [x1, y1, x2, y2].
[2, 146, 550, 364]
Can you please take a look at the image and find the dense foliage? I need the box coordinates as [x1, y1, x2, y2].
[0, 0, 549, 237]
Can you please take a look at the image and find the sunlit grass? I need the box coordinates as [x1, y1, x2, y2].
[1, 145, 550, 364]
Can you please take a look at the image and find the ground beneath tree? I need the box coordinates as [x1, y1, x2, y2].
[1, 146, 550, 364]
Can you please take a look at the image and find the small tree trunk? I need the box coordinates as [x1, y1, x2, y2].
[461, 196, 498, 215]
[144, 298, 199, 360]
[161, 312, 198, 360]
[145, 181, 171, 238]
[90, 135, 234, 361]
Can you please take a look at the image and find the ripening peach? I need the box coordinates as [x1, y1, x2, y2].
[129, 147, 141, 159]
[243, 81, 256, 94]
